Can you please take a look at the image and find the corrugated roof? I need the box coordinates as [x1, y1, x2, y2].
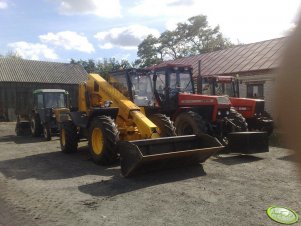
[165, 37, 286, 76]
[0, 58, 88, 84]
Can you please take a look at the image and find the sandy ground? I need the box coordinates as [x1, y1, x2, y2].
[0, 122, 300, 226]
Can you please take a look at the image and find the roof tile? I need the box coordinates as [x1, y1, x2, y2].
[0, 58, 88, 84]
[164, 37, 285, 76]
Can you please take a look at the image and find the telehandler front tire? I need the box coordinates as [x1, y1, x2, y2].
[88, 116, 119, 165]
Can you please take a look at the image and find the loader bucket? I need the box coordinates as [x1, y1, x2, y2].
[118, 134, 223, 177]
[227, 131, 269, 154]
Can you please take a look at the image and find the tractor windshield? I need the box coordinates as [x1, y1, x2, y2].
[44, 93, 67, 108]
[170, 72, 193, 94]
[130, 73, 154, 106]
[215, 82, 235, 97]
[201, 77, 236, 97]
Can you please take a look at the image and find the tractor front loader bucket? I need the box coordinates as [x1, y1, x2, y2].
[227, 131, 269, 154]
[118, 134, 223, 177]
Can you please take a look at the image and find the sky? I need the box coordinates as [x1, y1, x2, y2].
[0, 0, 300, 63]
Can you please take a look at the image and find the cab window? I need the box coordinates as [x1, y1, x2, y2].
[37, 94, 44, 108]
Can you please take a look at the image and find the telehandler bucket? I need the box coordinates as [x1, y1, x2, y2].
[227, 131, 269, 154]
[118, 134, 223, 177]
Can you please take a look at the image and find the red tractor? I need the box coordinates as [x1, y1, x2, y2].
[109, 63, 268, 154]
[199, 75, 274, 136]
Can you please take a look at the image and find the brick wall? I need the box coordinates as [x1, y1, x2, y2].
[238, 73, 276, 117]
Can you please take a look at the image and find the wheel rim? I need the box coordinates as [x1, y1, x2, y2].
[31, 119, 35, 134]
[61, 128, 66, 146]
[92, 128, 104, 155]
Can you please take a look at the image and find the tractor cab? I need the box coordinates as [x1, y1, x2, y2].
[151, 63, 194, 110]
[201, 75, 239, 97]
[33, 89, 69, 110]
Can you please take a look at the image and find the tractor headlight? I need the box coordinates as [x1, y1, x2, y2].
[217, 111, 221, 116]
[226, 110, 230, 115]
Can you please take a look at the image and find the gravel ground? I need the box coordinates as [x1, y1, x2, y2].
[0, 122, 300, 226]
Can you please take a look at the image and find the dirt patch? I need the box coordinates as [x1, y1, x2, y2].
[0, 122, 300, 226]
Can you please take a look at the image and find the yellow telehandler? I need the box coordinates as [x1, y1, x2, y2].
[59, 73, 223, 177]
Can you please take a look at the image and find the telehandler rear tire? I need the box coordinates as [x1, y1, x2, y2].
[60, 121, 78, 153]
[175, 111, 207, 136]
[88, 116, 119, 165]
[149, 114, 176, 137]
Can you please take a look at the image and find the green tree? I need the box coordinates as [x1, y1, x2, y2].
[177, 15, 233, 55]
[137, 15, 233, 67]
[137, 35, 163, 68]
[71, 58, 132, 80]
[0, 51, 22, 59]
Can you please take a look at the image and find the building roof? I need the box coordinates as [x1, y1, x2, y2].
[165, 37, 286, 76]
[0, 58, 88, 84]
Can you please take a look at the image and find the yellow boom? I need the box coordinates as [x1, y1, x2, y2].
[79, 73, 160, 140]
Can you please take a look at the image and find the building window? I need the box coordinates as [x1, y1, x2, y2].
[247, 83, 264, 98]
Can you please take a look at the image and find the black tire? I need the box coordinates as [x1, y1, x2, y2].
[31, 114, 42, 137]
[88, 116, 119, 165]
[43, 124, 51, 141]
[254, 111, 274, 136]
[60, 121, 78, 153]
[228, 108, 248, 132]
[175, 111, 207, 136]
[149, 114, 176, 137]
[15, 123, 22, 136]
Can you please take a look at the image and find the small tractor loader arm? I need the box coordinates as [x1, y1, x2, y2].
[60, 73, 223, 177]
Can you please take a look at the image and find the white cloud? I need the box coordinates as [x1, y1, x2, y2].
[8, 42, 58, 60]
[129, 0, 195, 17]
[53, 0, 121, 18]
[0, 0, 8, 9]
[129, 0, 301, 43]
[94, 25, 160, 50]
[39, 31, 95, 53]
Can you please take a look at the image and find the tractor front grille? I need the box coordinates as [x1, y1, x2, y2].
[216, 108, 230, 119]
